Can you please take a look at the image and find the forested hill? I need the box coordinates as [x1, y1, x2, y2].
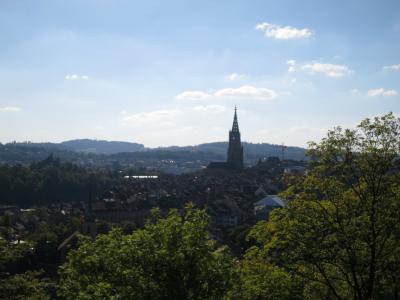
[61, 139, 145, 153]
[9, 139, 145, 154]
[157, 142, 306, 161]
[7, 140, 305, 158]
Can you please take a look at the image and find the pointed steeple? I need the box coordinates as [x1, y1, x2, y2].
[227, 106, 244, 169]
[232, 106, 239, 132]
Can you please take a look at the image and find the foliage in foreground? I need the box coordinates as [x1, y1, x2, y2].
[0, 271, 52, 300]
[245, 113, 400, 299]
[58, 205, 233, 300]
[0, 239, 52, 299]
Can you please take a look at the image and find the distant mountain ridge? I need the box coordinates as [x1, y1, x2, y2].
[156, 142, 306, 161]
[6, 139, 306, 160]
[11, 139, 145, 154]
[61, 139, 145, 154]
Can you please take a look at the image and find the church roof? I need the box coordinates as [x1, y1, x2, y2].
[254, 195, 286, 207]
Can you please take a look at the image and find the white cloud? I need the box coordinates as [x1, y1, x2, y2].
[367, 88, 398, 97]
[287, 60, 351, 77]
[192, 105, 226, 113]
[0, 106, 21, 112]
[65, 74, 89, 80]
[383, 64, 400, 71]
[384, 90, 398, 96]
[176, 91, 211, 100]
[287, 59, 296, 73]
[121, 109, 182, 126]
[301, 63, 351, 77]
[177, 85, 278, 101]
[215, 85, 278, 101]
[226, 73, 245, 81]
[255, 22, 313, 40]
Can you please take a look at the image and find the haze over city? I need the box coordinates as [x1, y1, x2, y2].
[0, 0, 399, 147]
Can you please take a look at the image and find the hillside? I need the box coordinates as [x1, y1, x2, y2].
[4, 140, 305, 159]
[157, 142, 306, 161]
[61, 139, 145, 154]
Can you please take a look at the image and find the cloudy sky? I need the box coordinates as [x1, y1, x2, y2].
[0, 0, 399, 147]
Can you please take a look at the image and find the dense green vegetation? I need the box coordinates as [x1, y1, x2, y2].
[0, 240, 52, 299]
[58, 205, 233, 300]
[1, 113, 399, 299]
[237, 113, 400, 299]
[0, 212, 83, 299]
[0, 155, 118, 207]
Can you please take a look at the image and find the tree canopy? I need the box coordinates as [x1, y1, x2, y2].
[0, 155, 118, 206]
[58, 205, 233, 300]
[243, 113, 400, 299]
[0, 239, 51, 299]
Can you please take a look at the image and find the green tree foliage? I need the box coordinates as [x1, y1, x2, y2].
[0, 238, 33, 273]
[0, 155, 118, 206]
[227, 248, 303, 300]
[0, 270, 51, 300]
[242, 113, 400, 300]
[0, 239, 51, 299]
[58, 205, 233, 300]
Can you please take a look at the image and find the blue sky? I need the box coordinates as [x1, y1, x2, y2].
[0, 0, 399, 147]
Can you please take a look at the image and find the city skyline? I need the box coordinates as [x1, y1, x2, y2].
[0, 0, 399, 147]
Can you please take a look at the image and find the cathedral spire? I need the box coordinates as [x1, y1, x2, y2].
[227, 106, 243, 169]
[232, 106, 239, 132]
[208, 106, 244, 170]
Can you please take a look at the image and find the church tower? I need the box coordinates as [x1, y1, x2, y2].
[227, 107, 244, 169]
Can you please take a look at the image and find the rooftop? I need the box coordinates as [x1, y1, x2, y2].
[254, 195, 286, 208]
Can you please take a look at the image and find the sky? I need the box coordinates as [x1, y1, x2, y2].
[0, 0, 399, 147]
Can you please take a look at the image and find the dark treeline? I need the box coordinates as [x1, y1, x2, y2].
[0, 155, 118, 207]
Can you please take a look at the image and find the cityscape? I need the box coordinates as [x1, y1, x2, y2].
[0, 1, 399, 299]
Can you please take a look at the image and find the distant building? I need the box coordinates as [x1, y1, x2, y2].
[208, 107, 244, 170]
[90, 199, 151, 225]
[58, 231, 80, 262]
[254, 186, 268, 199]
[254, 195, 286, 220]
[284, 165, 306, 176]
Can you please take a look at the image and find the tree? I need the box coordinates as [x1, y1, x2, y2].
[0, 271, 52, 300]
[58, 205, 233, 300]
[0, 239, 33, 274]
[0, 157, 118, 207]
[244, 113, 400, 299]
[0, 240, 52, 299]
[227, 247, 303, 300]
